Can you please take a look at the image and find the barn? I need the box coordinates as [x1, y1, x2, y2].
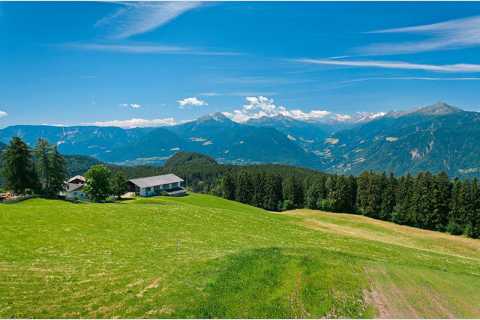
[128, 174, 185, 197]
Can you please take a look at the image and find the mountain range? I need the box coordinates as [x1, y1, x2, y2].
[1, 102, 480, 178]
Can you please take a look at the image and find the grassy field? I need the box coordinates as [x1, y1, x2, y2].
[1, 194, 479, 318]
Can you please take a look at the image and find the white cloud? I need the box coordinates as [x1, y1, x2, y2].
[296, 58, 480, 73]
[223, 96, 332, 123]
[177, 97, 208, 107]
[360, 15, 480, 55]
[0, 110, 7, 118]
[120, 103, 142, 109]
[223, 96, 386, 124]
[85, 118, 176, 128]
[96, 2, 202, 39]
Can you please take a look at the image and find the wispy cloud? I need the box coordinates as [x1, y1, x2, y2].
[65, 42, 240, 56]
[177, 97, 208, 107]
[0, 110, 7, 118]
[341, 76, 480, 84]
[120, 103, 142, 109]
[85, 118, 176, 128]
[96, 2, 202, 39]
[296, 58, 480, 73]
[360, 15, 480, 55]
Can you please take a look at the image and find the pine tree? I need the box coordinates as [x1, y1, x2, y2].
[263, 174, 283, 211]
[448, 179, 468, 235]
[1, 137, 37, 194]
[393, 174, 413, 225]
[34, 138, 51, 194]
[430, 172, 451, 231]
[356, 171, 370, 214]
[235, 170, 253, 204]
[365, 172, 383, 218]
[380, 173, 396, 221]
[48, 145, 67, 197]
[252, 172, 266, 208]
[221, 171, 236, 200]
[466, 178, 480, 238]
[306, 179, 322, 209]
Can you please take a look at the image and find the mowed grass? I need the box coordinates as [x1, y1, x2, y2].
[0, 194, 479, 318]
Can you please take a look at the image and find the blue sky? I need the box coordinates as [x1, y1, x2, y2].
[1, 1, 480, 127]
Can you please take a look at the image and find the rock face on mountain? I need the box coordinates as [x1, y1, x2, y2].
[1, 102, 480, 178]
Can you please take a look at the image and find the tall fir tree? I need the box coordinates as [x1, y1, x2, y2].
[263, 174, 283, 211]
[221, 171, 236, 200]
[448, 179, 468, 235]
[393, 174, 413, 225]
[34, 138, 51, 193]
[235, 170, 253, 204]
[1, 137, 37, 194]
[430, 172, 451, 231]
[380, 173, 396, 221]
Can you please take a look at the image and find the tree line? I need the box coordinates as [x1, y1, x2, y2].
[214, 169, 480, 238]
[0, 137, 128, 202]
[1, 137, 67, 197]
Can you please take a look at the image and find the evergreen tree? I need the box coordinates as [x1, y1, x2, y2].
[84, 165, 112, 202]
[1, 137, 37, 194]
[221, 171, 236, 200]
[306, 179, 322, 209]
[47, 145, 67, 197]
[235, 170, 253, 204]
[380, 173, 396, 221]
[411, 172, 435, 229]
[448, 179, 468, 235]
[430, 172, 451, 231]
[393, 174, 413, 225]
[34, 138, 51, 193]
[466, 178, 480, 238]
[356, 171, 370, 214]
[263, 174, 283, 211]
[332, 175, 352, 212]
[252, 172, 266, 208]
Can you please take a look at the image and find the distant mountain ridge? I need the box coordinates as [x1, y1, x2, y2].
[1, 102, 480, 178]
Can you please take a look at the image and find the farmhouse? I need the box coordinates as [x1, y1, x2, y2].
[62, 175, 87, 200]
[128, 174, 186, 197]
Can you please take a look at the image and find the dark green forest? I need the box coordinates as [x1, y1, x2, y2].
[160, 152, 480, 239]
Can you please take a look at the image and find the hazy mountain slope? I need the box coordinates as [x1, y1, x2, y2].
[168, 113, 320, 167]
[0, 125, 151, 158]
[321, 103, 480, 177]
[98, 128, 184, 164]
[246, 115, 332, 150]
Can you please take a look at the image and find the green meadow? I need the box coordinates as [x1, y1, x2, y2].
[1, 194, 479, 318]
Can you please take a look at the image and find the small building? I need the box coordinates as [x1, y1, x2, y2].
[128, 174, 186, 197]
[68, 175, 86, 185]
[61, 176, 87, 201]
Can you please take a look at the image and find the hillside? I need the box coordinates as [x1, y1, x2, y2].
[321, 103, 480, 177]
[1, 194, 479, 318]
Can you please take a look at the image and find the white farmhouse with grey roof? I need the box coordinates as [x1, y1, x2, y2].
[128, 174, 185, 197]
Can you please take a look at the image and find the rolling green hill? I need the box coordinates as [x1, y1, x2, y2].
[1, 194, 479, 318]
